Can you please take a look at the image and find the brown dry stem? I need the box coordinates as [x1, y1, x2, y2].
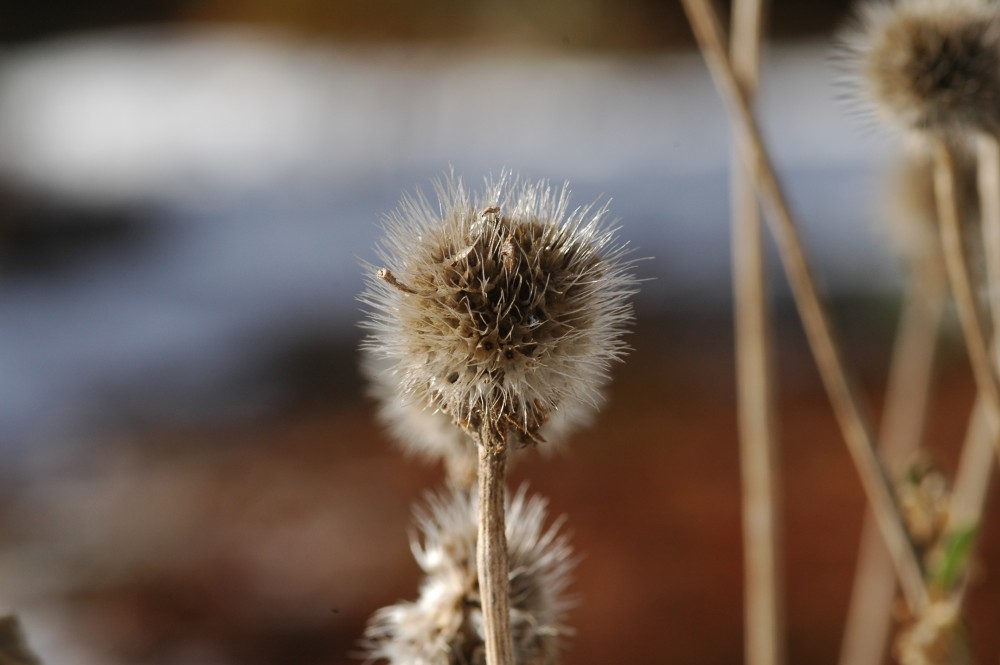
[947, 395, 994, 608]
[680, 0, 928, 612]
[932, 141, 1000, 441]
[936, 132, 1000, 607]
[840, 265, 946, 665]
[729, 1, 784, 664]
[477, 424, 514, 665]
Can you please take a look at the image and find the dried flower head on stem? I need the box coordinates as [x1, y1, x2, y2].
[361, 173, 636, 449]
[845, 0, 1000, 139]
[845, 0, 1000, 498]
[361, 172, 634, 665]
[363, 486, 575, 665]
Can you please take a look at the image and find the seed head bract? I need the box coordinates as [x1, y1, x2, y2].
[360, 172, 636, 447]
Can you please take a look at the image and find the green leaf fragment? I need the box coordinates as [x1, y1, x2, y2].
[930, 525, 977, 593]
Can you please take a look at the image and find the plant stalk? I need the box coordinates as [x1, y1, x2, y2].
[932, 141, 1000, 443]
[841, 135, 1000, 661]
[477, 425, 514, 665]
[729, 1, 784, 665]
[839, 265, 946, 665]
[680, 0, 928, 612]
[978, 133, 1000, 348]
[937, 132, 1000, 607]
[948, 393, 994, 606]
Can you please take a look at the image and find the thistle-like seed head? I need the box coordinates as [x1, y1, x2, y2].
[363, 485, 575, 665]
[847, 0, 1000, 137]
[363, 353, 592, 488]
[361, 173, 636, 447]
[363, 352, 480, 486]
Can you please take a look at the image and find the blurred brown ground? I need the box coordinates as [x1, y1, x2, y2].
[4, 308, 998, 665]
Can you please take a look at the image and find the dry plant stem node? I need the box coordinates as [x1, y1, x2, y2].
[680, 0, 928, 612]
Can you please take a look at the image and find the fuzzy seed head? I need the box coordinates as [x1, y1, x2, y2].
[363, 352, 479, 486]
[361, 173, 635, 447]
[363, 353, 593, 487]
[849, 0, 1000, 136]
[363, 486, 575, 665]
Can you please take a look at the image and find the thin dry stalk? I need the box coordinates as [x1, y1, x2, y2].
[729, 1, 784, 665]
[839, 267, 946, 665]
[477, 426, 514, 665]
[680, 0, 928, 612]
[947, 394, 994, 605]
[846, 137, 1000, 664]
[978, 134, 1000, 332]
[932, 142, 1000, 439]
[877, 267, 947, 470]
[937, 133, 1000, 608]
[979, 135, 1000, 411]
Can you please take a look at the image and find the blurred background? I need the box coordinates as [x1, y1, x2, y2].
[0, 1, 997, 663]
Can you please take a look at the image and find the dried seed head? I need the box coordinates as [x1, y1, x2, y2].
[363, 485, 575, 665]
[361, 173, 636, 447]
[363, 352, 478, 487]
[846, 0, 1000, 137]
[363, 353, 594, 488]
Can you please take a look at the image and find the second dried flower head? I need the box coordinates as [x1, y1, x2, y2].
[848, 0, 1000, 137]
[363, 486, 575, 665]
[362, 173, 636, 451]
